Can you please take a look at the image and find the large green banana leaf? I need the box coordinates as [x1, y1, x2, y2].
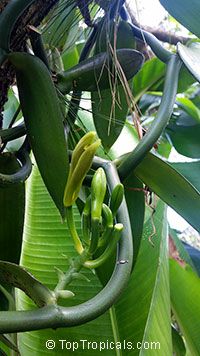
[170, 259, 200, 355]
[124, 173, 145, 265]
[114, 201, 172, 355]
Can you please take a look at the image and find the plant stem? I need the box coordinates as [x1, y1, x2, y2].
[66, 206, 84, 254]
[0, 124, 26, 144]
[54, 251, 90, 297]
[0, 149, 32, 185]
[116, 54, 182, 180]
[129, 22, 172, 63]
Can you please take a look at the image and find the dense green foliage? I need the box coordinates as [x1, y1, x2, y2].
[0, 0, 200, 355]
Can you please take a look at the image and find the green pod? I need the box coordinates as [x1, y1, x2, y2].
[102, 203, 113, 227]
[0, 1, 35, 52]
[57, 49, 144, 94]
[0, 153, 25, 264]
[110, 183, 124, 217]
[8, 52, 69, 218]
[91, 168, 107, 220]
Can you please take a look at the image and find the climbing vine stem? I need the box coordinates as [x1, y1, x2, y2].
[116, 54, 182, 180]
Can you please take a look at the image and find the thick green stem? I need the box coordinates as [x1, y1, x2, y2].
[0, 150, 32, 185]
[130, 22, 171, 63]
[117, 55, 182, 180]
[0, 124, 26, 144]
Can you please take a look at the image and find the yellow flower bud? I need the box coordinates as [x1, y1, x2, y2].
[63, 132, 101, 207]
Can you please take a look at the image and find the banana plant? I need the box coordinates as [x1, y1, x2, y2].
[0, 0, 200, 355]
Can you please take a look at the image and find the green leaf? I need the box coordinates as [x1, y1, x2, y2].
[17, 164, 114, 355]
[124, 173, 145, 265]
[91, 86, 129, 150]
[0, 334, 18, 354]
[134, 153, 200, 232]
[135, 61, 194, 106]
[95, 19, 136, 53]
[58, 49, 144, 93]
[177, 64, 195, 93]
[160, 0, 200, 38]
[170, 160, 200, 192]
[166, 114, 200, 158]
[114, 201, 172, 355]
[0, 345, 9, 356]
[170, 260, 200, 355]
[176, 97, 200, 123]
[133, 57, 166, 101]
[61, 45, 79, 71]
[172, 326, 186, 356]
[0, 261, 54, 307]
[2, 89, 20, 129]
[177, 42, 200, 83]
[92, 18, 138, 150]
[154, 64, 195, 94]
[42, 0, 76, 48]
